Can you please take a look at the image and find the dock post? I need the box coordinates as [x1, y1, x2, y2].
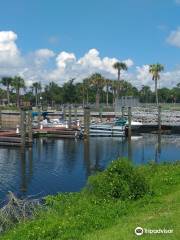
[128, 107, 132, 139]
[158, 105, 161, 132]
[68, 105, 72, 127]
[0, 110, 2, 129]
[20, 109, 26, 147]
[99, 106, 102, 122]
[74, 105, 77, 123]
[63, 106, 66, 121]
[84, 107, 90, 137]
[28, 110, 33, 145]
[38, 105, 41, 128]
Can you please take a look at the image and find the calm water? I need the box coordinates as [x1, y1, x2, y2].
[0, 134, 180, 200]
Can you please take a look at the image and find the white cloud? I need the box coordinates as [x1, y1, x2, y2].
[48, 48, 134, 84]
[167, 27, 180, 47]
[0, 31, 23, 67]
[133, 64, 180, 90]
[56, 51, 76, 69]
[0, 30, 179, 90]
[35, 49, 55, 59]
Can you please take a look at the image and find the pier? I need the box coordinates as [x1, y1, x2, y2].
[0, 105, 180, 146]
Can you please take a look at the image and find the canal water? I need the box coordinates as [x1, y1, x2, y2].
[0, 134, 179, 200]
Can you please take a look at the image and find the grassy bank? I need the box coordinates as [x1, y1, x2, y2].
[0, 160, 180, 240]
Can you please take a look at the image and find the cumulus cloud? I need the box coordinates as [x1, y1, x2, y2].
[0, 30, 179, 90]
[133, 65, 180, 90]
[167, 27, 180, 47]
[0, 31, 23, 67]
[56, 51, 76, 68]
[48, 48, 134, 84]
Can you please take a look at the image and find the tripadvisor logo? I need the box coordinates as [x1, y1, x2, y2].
[135, 227, 143, 236]
[134, 226, 174, 236]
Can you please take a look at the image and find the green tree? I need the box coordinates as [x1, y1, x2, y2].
[89, 73, 105, 109]
[44, 81, 63, 105]
[113, 62, 128, 97]
[139, 85, 152, 103]
[0, 77, 13, 105]
[62, 78, 77, 103]
[149, 63, 164, 106]
[11, 76, 25, 107]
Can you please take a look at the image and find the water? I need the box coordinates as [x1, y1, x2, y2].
[0, 134, 179, 200]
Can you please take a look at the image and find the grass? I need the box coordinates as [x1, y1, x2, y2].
[0, 161, 180, 240]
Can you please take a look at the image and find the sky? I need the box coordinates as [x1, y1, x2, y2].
[0, 0, 180, 89]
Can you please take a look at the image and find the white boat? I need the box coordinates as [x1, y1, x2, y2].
[82, 121, 125, 137]
[32, 119, 69, 128]
[126, 120, 143, 129]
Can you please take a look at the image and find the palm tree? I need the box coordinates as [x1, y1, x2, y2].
[113, 62, 128, 98]
[89, 73, 105, 109]
[0, 77, 13, 105]
[32, 82, 42, 107]
[110, 80, 118, 106]
[149, 63, 164, 106]
[12, 76, 25, 107]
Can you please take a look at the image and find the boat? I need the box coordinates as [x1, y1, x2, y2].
[82, 119, 126, 137]
[114, 117, 142, 130]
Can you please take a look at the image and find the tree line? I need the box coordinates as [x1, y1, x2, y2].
[0, 62, 180, 108]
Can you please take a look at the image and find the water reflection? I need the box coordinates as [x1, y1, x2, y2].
[0, 134, 179, 200]
[20, 147, 33, 195]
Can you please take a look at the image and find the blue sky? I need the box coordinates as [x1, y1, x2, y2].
[0, 0, 180, 88]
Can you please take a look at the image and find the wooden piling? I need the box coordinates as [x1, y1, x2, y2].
[128, 107, 132, 139]
[84, 107, 90, 137]
[63, 106, 66, 121]
[28, 110, 33, 144]
[158, 105, 161, 132]
[20, 110, 26, 146]
[74, 106, 77, 122]
[0, 110, 2, 129]
[68, 105, 72, 127]
[38, 105, 41, 128]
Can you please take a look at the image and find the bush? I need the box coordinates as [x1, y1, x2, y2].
[86, 158, 150, 200]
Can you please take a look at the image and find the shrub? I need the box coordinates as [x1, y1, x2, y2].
[86, 158, 150, 200]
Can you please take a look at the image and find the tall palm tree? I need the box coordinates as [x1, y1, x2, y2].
[110, 80, 118, 106]
[149, 63, 164, 106]
[12, 76, 25, 107]
[113, 62, 128, 98]
[32, 82, 42, 107]
[0, 77, 13, 105]
[89, 73, 105, 109]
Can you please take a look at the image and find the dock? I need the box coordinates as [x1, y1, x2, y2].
[0, 126, 82, 147]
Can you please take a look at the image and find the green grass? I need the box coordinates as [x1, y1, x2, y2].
[0, 161, 180, 240]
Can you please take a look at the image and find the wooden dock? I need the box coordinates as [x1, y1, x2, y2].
[0, 130, 32, 147]
[0, 127, 81, 147]
[33, 127, 81, 139]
